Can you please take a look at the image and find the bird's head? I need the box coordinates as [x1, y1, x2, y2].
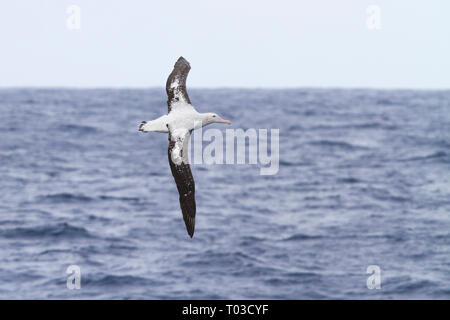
[203, 113, 231, 126]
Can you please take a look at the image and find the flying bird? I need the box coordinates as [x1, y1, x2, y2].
[138, 57, 231, 238]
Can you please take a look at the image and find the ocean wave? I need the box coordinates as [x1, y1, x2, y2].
[308, 140, 370, 150]
[310, 122, 397, 131]
[385, 278, 436, 294]
[336, 177, 360, 184]
[282, 233, 324, 241]
[38, 193, 94, 203]
[83, 274, 165, 287]
[57, 124, 99, 135]
[399, 151, 448, 162]
[98, 195, 141, 202]
[231, 266, 279, 277]
[181, 250, 259, 268]
[279, 159, 313, 167]
[0, 222, 94, 239]
[264, 272, 321, 286]
[37, 193, 141, 204]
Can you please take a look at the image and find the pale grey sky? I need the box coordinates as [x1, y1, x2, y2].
[0, 0, 449, 88]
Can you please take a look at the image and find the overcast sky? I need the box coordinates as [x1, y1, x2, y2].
[0, 0, 449, 88]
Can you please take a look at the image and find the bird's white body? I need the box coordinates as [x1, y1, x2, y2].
[139, 102, 206, 133]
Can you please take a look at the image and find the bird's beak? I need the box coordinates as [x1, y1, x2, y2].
[217, 117, 231, 125]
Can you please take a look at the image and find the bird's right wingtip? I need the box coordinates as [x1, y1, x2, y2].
[186, 221, 195, 238]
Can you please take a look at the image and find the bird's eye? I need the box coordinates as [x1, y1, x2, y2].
[213, 115, 216, 117]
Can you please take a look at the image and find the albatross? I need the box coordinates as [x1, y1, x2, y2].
[138, 57, 231, 238]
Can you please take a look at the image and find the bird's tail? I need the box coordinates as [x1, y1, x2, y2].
[138, 121, 149, 132]
[138, 118, 169, 133]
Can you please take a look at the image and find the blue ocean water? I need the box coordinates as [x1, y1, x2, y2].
[0, 88, 449, 299]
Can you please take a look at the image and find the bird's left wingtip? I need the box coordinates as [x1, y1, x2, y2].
[176, 56, 190, 66]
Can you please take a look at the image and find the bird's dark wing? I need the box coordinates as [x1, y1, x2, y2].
[167, 128, 196, 237]
[166, 56, 191, 112]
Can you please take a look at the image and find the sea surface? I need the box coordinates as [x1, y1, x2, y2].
[0, 88, 449, 299]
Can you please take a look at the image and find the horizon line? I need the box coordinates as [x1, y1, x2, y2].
[0, 85, 449, 91]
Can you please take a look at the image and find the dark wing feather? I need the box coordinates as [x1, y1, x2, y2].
[168, 134, 196, 238]
[166, 56, 191, 112]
